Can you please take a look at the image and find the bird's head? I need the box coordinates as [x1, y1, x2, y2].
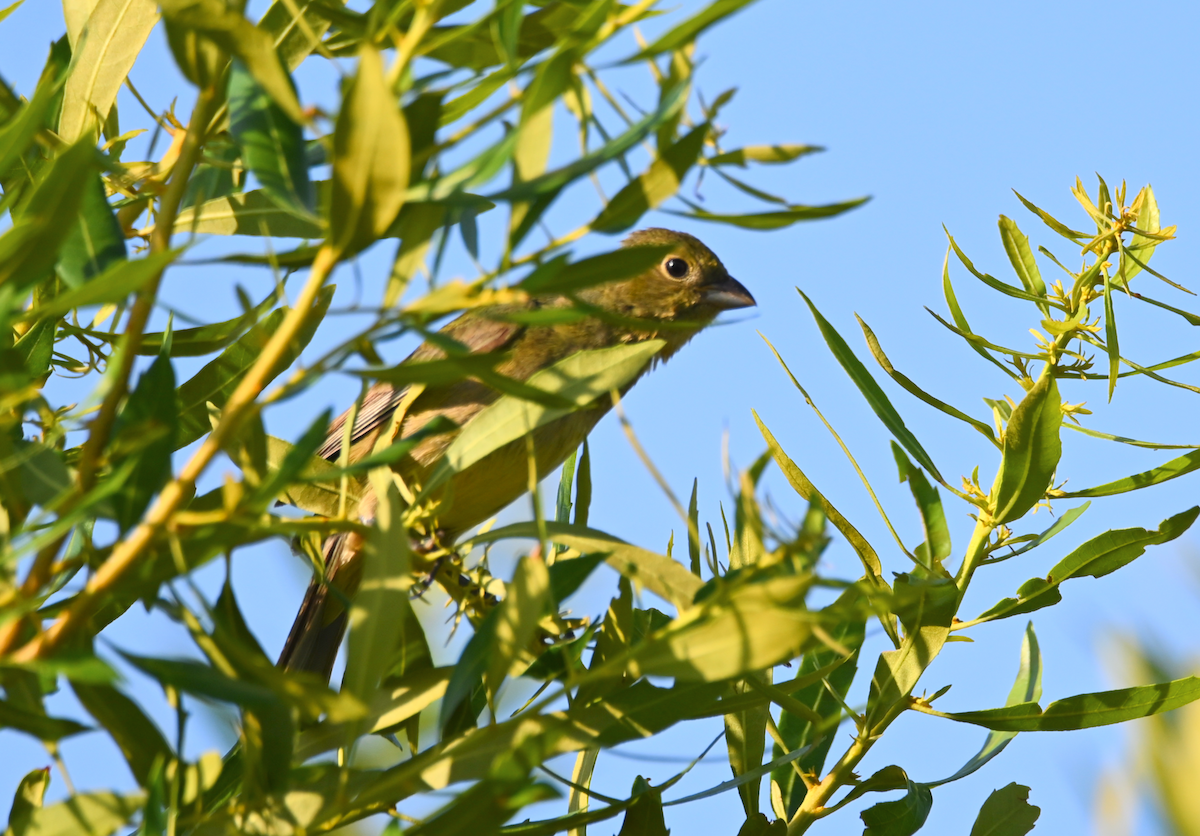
[583, 228, 755, 326]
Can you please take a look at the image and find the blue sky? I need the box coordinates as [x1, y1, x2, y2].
[3, 1, 1200, 834]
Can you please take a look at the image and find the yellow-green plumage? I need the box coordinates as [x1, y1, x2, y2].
[279, 228, 753, 677]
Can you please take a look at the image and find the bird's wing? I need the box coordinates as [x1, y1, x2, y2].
[315, 313, 526, 463]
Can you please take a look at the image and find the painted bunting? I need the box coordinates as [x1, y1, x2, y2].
[278, 228, 754, 678]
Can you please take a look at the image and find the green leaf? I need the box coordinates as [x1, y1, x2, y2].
[72, 682, 173, 785]
[939, 248, 1017, 379]
[617, 777, 668, 836]
[330, 45, 410, 253]
[1103, 264, 1119, 400]
[773, 589, 865, 818]
[484, 82, 689, 205]
[989, 370, 1062, 525]
[865, 573, 956, 730]
[341, 475, 412, 729]
[0, 141, 96, 294]
[976, 507, 1198, 624]
[726, 669, 769, 817]
[424, 340, 666, 495]
[228, 60, 313, 216]
[687, 478, 701, 576]
[1122, 185, 1160, 281]
[859, 315, 997, 445]
[19, 791, 144, 836]
[997, 215, 1047, 313]
[708, 144, 822, 166]
[860, 778, 932, 836]
[591, 123, 710, 233]
[968, 783, 1040, 836]
[487, 554, 551, 698]
[891, 444, 950, 564]
[0, 699, 90, 741]
[1062, 448, 1200, 498]
[624, 573, 815, 682]
[547, 551, 608, 605]
[621, 0, 760, 62]
[473, 521, 701, 614]
[174, 285, 333, 449]
[58, 0, 159, 141]
[933, 674, 1200, 731]
[182, 132, 242, 209]
[799, 289, 943, 482]
[25, 250, 178, 324]
[946, 229, 1062, 310]
[5, 767, 49, 835]
[754, 411, 899, 647]
[929, 623, 1042, 786]
[161, 0, 304, 123]
[667, 197, 868, 230]
[108, 353, 178, 531]
[56, 169, 127, 288]
[521, 245, 671, 295]
[1012, 190, 1089, 241]
[174, 186, 325, 237]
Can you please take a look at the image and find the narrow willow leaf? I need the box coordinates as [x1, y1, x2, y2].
[1130, 292, 1200, 327]
[860, 778, 932, 836]
[555, 447, 577, 526]
[1103, 267, 1119, 400]
[0, 141, 95, 294]
[1012, 190, 1089, 241]
[161, 0, 304, 123]
[773, 589, 865, 818]
[487, 554, 550, 698]
[342, 475, 412, 739]
[473, 521, 702, 613]
[228, 60, 313, 216]
[754, 412, 894, 620]
[425, 340, 666, 493]
[687, 478, 701, 576]
[26, 250, 177, 324]
[859, 315, 997, 445]
[668, 197, 868, 230]
[625, 574, 815, 682]
[486, 82, 689, 204]
[891, 444, 950, 563]
[976, 507, 1198, 624]
[591, 122, 709, 233]
[1123, 184, 1161, 281]
[726, 669, 769, 817]
[330, 45, 410, 253]
[928, 623, 1042, 787]
[174, 187, 326, 237]
[997, 215, 1047, 313]
[6, 767, 50, 835]
[865, 573, 956, 730]
[994, 501, 1089, 560]
[174, 285, 333, 449]
[940, 248, 1017, 379]
[20, 791, 145, 836]
[59, 0, 159, 141]
[1062, 448, 1200, 498]
[520, 245, 671, 295]
[708, 144, 822, 166]
[72, 682, 173, 785]
[932, 674, 1200, 732]
[946, 230, 1061, 309]
[621, 0, 760, 62]
[0, 699, 90, 741]
[56, 169, 126, 288]
[108, 352, 177, 531]
[989, 370, 1062, 525]
[799, 289, 943, 482]
[968, 783, 1040, 836]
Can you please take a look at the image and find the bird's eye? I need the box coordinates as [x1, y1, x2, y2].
[665, 257, 690, 279]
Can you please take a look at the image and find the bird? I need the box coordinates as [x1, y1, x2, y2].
[277, 228, 755, 679]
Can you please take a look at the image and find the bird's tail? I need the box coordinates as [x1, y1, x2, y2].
[277, 531, 363, 680]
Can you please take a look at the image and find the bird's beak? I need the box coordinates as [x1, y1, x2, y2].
[703, 275, 756, 310]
